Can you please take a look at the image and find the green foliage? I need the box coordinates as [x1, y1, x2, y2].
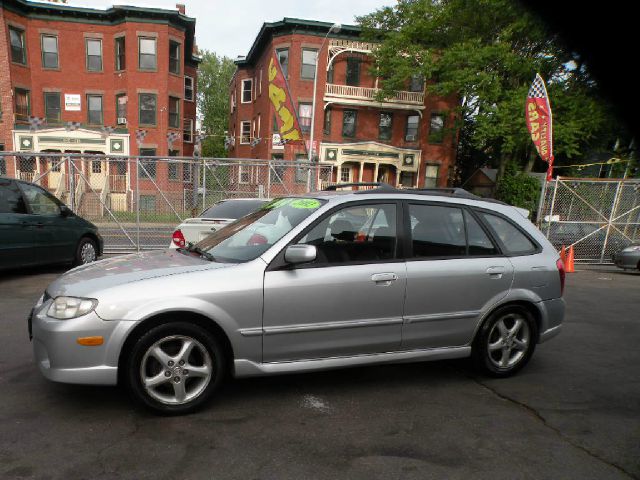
[197, 51, 236, 158]
[495, 164, 541, 212]
[358, 0, 621, 179]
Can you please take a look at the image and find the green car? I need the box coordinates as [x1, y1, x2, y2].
[0, 178, 103, 270]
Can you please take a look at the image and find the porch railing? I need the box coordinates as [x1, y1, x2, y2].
[325, 83, 424, 105]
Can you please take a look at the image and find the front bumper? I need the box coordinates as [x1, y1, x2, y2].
[30, 302, 134, 385]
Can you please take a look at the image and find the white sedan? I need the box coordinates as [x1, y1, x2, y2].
[170, 198, 269, 248]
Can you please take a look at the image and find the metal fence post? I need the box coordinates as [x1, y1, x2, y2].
[68, 155, 75, 211]
[546, 176, 560, 237]
[202, 158, 207, 210]
[135, 157, 140, 253]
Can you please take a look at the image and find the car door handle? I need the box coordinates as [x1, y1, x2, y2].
[486, 266, 506, 279]
[371, 273, 398, 285]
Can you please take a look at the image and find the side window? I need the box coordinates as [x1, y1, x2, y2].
[299, 204, 397, 265]
[19, 183, 61, 215]
[464, 210, 498, 256]
[0, 180, 27, 214]
[409, 204, 465, 258]
[481, 212, 537, 255]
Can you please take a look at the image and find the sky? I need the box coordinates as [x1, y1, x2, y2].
[61, 0, 394, 59]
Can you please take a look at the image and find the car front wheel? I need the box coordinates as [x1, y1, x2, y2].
[74, 237, 97, 266]
[472, 307, 538, 377]
[125, 322, 225, 415]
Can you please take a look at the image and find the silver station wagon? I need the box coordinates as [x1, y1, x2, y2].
[30, 186, 566, 414]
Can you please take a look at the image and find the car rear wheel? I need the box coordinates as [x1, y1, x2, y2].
[74, 237, 97, 266]
[472, 306, 538, 377]
[125, 322, 225, 415]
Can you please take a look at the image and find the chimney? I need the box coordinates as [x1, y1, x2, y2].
[176, 4, 185, 14]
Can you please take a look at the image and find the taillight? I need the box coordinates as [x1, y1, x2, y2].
[556, 258, 565, 296]
[172, 229, 186, 248]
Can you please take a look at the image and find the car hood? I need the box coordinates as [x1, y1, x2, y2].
[46, 249, 230, 298]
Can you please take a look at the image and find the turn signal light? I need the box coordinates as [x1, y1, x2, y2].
[77, 336, 104, 346]
[172, 229, 186, 248]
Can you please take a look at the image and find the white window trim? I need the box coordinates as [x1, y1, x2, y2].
[240, 120, 251, 144]
[259, 69, 263, 95]
[183, 118, 193, 143]
[257, 114, 261, 138]
[241, 79, 253, 104]
[184, 76, 194, 102]
[238, 165, 250, 184]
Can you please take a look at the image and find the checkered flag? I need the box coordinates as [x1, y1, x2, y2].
[65, 121, 81, 132]
[528, 73, 547, 99]
[28, 116, 46, 132]
[250, 137, 262, 148]
[100, 126, 115, 138]
[135, 129, 147, 147]
[167, 131, 181, 150]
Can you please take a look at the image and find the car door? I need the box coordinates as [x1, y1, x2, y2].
[402, 202, 513, 350]
[262, 201, 406, 362]
[18, 182, 77, 264]
[0, 179, 35, 269]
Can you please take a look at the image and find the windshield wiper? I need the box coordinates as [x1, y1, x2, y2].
[180, 242, 216, 262]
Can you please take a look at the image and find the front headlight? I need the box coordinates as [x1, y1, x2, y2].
[47, 297, 98, 319]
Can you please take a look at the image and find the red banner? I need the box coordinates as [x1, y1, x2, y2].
[268, 52, 303, 144]
[526, 74, 554, 180]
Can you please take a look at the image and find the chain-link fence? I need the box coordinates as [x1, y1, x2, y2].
[0, 152, 333, 253]
[538, 177, 640, 262]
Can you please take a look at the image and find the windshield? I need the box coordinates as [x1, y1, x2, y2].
[194, 197, 325, 263]
[200, 199, 267, 219]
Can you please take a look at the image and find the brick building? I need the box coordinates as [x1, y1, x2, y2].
[228, 18, 457, 190]
[0, 0, 198, 212]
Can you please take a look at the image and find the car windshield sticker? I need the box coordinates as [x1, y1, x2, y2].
[290, 199, 321, 209]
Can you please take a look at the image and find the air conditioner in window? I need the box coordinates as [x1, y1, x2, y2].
[406, 134, 416, 141]
[117, 117, 127, 125]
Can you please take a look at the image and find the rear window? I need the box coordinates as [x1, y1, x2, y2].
[481, 212, 538, 255]
[201, 200, 267, 220]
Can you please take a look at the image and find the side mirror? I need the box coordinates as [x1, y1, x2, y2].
[284, 244, 316, 265]
[60, 205, 73, 217]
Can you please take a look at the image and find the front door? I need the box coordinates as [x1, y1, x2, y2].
[263, 202, 406, 362]
[401, 202, 514, 349]
[0, 179, 35, 269]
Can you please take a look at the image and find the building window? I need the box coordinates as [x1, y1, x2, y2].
[91, 160, 102, 173]
[301, 48, 317, 80]
[184, 76, 194, 101]
[14, 88, 31, 121]
[41, 34, 58, 69]
[424, 164, 440, 188]
[342, 110, 357, 138]
[400, 172, 415, 187]
[86, 38, 102, 72]
[295, 155, 308, 183]
[241, 79, 252, 103]
[379, 113, 392, 141]
[116, 94, 127, 124]
[183, 162, 193, 183]
[183, 118, 193, 143]
[44, 92, 61, 123]
[340, 166, 351, 183]
[298, 103, 312, 133]
[168, 96, 180, 128]
[327, 62, 334, 83]
[406, 115, 419, 141]
[140, 195, 156, 211]
[9, 27, 26, 65]
[138, 93, 157, 126]
[276, 48, 289, 77]
[169, 40, 180, 74]
[87, 95, 103, 125]
[115, 36, 125, 70]
[409, 74, 424, 92]
[240, 121, 251, 144]
[346, 57, 361, 86]
[429, 113, 445, 144]
[139, 37, 157, 70]
[139, 148, 156, 179]
[168, 149, 180, 180]
[323, 107, 332, 135]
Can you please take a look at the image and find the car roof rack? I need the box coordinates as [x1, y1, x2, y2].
[323, 182, 395, 191]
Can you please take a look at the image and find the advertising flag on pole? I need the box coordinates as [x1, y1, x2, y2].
[267, 51, 303, 145]
[526, 74, 554, 180]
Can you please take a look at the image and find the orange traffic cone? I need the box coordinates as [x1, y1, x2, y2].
[565, 245, 575, 273]
[559, 245, 567, 265]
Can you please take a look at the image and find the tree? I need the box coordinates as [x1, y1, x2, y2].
[197, 51, 236, 158]
[358, 0, 620, 184]
[495, 163, 541, 214]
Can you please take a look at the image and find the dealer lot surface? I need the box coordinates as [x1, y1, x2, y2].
[1, 265, 638, 480]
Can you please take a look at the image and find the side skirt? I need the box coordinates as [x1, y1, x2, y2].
[233, 346, 471, 378]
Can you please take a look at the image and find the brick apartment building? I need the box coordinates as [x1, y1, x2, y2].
[0, 0, 198, 212]
[228, 18, 457, 191]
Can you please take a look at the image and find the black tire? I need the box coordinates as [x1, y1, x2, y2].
[472, 306, 538, 378]
[125, 322, 225, 415]
[73, 237, 98, 266]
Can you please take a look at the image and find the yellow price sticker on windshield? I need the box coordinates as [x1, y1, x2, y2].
[290, 199, 321, 209]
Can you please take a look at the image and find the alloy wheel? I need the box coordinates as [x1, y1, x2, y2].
[486, 313, 531, 369]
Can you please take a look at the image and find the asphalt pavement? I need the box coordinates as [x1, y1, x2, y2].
[0, 264, 638, 480]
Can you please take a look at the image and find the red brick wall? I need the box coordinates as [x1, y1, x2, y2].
[0, 6, 15, 150]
